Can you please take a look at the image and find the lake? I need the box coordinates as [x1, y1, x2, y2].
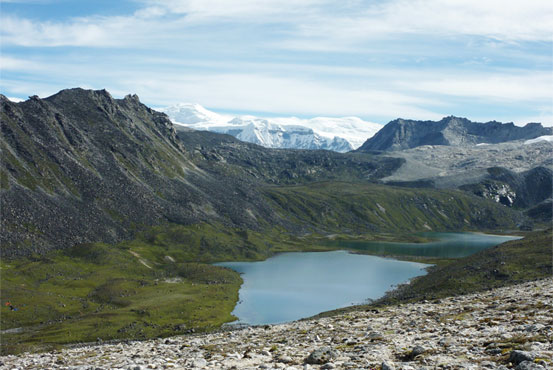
[323, 232, 521, 258]
[216, 232, 520, 325]
[216, 251, 430, 325]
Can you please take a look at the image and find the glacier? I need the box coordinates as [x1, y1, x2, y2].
[159, 103, 382, 152]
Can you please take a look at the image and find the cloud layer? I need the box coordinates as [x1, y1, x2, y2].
[1, 0, 551, 125]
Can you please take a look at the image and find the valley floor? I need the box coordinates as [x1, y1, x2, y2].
[1, 278, 551, 370]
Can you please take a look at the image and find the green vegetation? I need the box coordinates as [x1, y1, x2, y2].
[0, 233, 229, 354]
[378, 228, 552, 303]
[0, 223, 333, 354]
[265, 182, 521, 233]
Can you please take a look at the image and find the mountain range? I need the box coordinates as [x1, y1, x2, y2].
[160, 103, 382, 152]
[1, 88, 534, 258]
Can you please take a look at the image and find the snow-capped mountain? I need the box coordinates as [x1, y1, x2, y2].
[159, 103, 382, 152]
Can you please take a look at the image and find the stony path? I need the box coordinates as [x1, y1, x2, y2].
[2, 278, 552, 370]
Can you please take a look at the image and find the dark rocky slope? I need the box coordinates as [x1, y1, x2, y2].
[0, 89, 526, 258]
[0, 89, 274, 256]
[357, 116, 552, 152]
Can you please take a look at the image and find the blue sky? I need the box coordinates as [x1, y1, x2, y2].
[1, 0, 552, 126]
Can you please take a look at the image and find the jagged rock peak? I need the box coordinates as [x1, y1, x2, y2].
[357, 116, 553, 152]
[124, 93, 141, 103]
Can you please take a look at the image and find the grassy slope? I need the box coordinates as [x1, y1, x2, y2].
[378, 228, 552, 304]
[0, 241, 241, 354]
[0, 223, 333, 354]
[265, 182, 522, 233]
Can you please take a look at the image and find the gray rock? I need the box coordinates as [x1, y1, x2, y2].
[525, 324, 545, 332]
[192, 358, 208, 368]
[357, 116, 553, 152]
[516, 361, 545, 370]
[305, 347, 338, 365]
[509, 350, 535, 365]
[320, 363, 335, 369]
[278, 355, 293, 364]
[410, 345, 427, 358]
[366, 332, 384, 341]
[381, 361, 395, 370]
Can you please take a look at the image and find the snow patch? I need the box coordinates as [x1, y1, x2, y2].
[524, 135, 553, 145]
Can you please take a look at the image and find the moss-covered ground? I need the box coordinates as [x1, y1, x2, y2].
[0, 223, 337, 354]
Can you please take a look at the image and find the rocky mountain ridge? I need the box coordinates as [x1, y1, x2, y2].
[357, 116, 553, 152]
[2, 277, 551, 369]
[0, 89, 274, 256]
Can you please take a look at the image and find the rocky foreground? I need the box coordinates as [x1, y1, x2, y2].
[2, 278, 552, 370]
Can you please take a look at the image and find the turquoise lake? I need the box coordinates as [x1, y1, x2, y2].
[216, 232, 519, 325]
[216, 251, 430, 325]
[323, 232, 521, 258]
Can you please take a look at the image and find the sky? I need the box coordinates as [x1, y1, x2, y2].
[1, 0, 552, 126]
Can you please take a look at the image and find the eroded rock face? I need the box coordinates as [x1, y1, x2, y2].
[358, 116, 553, 152]
[2, 278, 551, 369]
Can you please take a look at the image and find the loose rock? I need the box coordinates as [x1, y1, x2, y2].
[1, 278, 551, 370]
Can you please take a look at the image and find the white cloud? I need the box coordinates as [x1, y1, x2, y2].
[2, 51, 551, 125]
[397, 71, 553, 102]
[282, 0, 553, 54]
[119, 72, 443, 120]
[1, 0, 550, 126]
[139, 0, 331, 19]
[0, 56, 44, 70]
[2, 0, 551, 48]
[0, 15, 115, 47]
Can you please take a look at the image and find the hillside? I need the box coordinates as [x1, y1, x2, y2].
[0, 90, 268, 256]
[0, 90, 397, 257]
[377, 228, 553, 304]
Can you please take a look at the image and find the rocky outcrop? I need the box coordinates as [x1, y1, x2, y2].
[357, 116, 553, 152]
[2, 278, 551, 369]
[460, 167, 553, 209]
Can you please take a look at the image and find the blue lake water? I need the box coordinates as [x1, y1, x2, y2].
[215, 232, 520, 325]
[323, 232, 521, 258]
[216, 251, 430, 325]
